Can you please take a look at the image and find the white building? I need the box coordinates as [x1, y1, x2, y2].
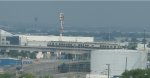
[19, 35, 94, 46]
[0, 29, 13, 45]
[89, 49, 147, 77]
[0, 29, 12, 37]
[0, 29, 94, 46]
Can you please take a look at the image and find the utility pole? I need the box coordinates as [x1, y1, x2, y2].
[34, 17, 38, 30]
[125, 57, 128, 71]
[0, 29, 1, 45]
[144, 28, 146, 50]
[106, 64, 110, 78]
[20, 56, 23, 74]
[108, 26, 111, 42]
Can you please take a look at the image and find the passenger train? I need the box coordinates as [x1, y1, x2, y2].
[47, 41, 123, 49]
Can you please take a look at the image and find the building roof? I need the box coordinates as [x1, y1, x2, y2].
[0, 29, 13, 36]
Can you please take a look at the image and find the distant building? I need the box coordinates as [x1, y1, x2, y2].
[0, 29, 13, 45]
[0, 29, 94, 46]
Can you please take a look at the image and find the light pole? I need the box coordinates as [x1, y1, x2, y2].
[106, 64, 110, 78]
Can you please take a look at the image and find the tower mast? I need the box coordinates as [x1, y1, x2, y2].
[59, 13, 64, 41]
[144, 28, 146, 50]
[34, 17, 38, 30]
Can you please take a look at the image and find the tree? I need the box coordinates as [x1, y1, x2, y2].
[0, 73, 15, 78]
[147, 42, 150, 48]
[127, 42, 137, 50]
[121, 69, 150, 78]
[29, 52, 36, 59]
[130, 37, 138, 42]
[127, 37, 138, 50]
[125, 37, 129, 42]
[20, 73, 35, 78]
[142, 38, 147, 44]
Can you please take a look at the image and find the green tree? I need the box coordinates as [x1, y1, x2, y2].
[121, 69, 150, 78]
[127, 37, 138, 50]
[29, 52, 36, 59]
[20, 73, 35, 78]
[0, 73, 15, 78]
[127, 42, 137, 50]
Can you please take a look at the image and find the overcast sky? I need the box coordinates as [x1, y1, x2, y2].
[0, 1, 150, 32]
[0, 0, 150, 1]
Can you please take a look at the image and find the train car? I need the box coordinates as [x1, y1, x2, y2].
[47, 41, 123, 49]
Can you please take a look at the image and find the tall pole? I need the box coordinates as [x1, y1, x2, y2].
[108, 26, 110, 42]
[144, 28, 146, 50]
[106, 64, 110, 78]
[0, 29, 1, 45]
[21, 57, 23, 72]
[34, 17, 38, 30]
[59, 13, 64, 41]
[125, 57, 127, 71]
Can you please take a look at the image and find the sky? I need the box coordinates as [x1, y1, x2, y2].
[0, 0, 150, 1]
[0, 1, 150, 32]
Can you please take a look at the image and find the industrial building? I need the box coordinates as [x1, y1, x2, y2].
[0, 29, 13, 45]
[18, 35, 94, 46]
[0, 29, 94, 46]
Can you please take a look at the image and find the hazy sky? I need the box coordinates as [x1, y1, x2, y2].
[0, 1, 150, 32]
[0, 0, 150, 1]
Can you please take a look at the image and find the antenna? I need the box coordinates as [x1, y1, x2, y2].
[34, 17, 38, 30]
[108, 26, 111, 42]
[59, 12, 64, 41]
[144, 28, 146, 50]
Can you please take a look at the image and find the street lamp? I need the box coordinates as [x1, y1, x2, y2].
[106, 64, 110, 78]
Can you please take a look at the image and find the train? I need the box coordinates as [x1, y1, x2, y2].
[47, 41, 123, 49]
